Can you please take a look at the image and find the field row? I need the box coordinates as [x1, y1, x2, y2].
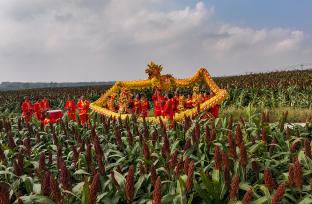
[0, 112, 312, 203]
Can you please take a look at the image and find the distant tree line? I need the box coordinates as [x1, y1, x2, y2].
[0, 81, 114, 91]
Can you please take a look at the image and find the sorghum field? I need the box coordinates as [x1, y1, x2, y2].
[0, 69, 312, 204]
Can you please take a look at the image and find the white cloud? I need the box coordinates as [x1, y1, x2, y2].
[0, 0, 311, 82]
[274, 30, 304, 51]
[213, 26, 304, 54]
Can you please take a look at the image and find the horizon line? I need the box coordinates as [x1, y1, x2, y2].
[1, 67, 311, 84]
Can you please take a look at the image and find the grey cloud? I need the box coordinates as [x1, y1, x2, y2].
[0, 0, 311, 82]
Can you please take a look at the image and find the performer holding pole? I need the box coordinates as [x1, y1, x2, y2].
[77, 96, 90, 126]
[152, 88, 164, 117]
[163, 93, 174, 126]
[134, 94, 141, 115]
[210, 105, 220, 118]
[185, 95, 193, 109]
[107, 95, 117, 112]
[65, 96, 76, 121]
[141, 95, 149, 117]
[208, 92, 220, 118]
[33, 100, 44, 121]
[41, 97, 50, 111]
[177, 95, 185, 112]
[118, 87, 129, 113]
[21, 96, 33, 124]
[203, 92, 210, 101]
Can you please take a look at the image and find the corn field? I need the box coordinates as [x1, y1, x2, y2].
[0, 69, 312, 203]
[215, 69, 312, 109]
[215, 69, 312, 89]
[0, 111, 312, 203]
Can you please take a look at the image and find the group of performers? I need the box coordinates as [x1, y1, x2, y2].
[22, 97, 50, 124]
[153, 88, 220, 119]
[106, 86, 220, 122]
[21, 86, 219, 126]
[21, 96, 90, 126]
[106, 93, 149, 117]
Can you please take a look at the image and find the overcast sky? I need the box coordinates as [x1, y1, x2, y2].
[0, 0, 311, 82]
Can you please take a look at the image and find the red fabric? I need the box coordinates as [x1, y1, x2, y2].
[128, 98, 134, 113]
[22, 100, 32, 112]
[65, 100, 76, 121]
[79, 114, 88, 125]
[47, 111, 63, 123]
[141, 99, 149, 117]
[185, 99, 193, 108]
[43, 113, 63, 125]
[152, 94, 164, 117]
[203, 95, 210, 101]
[173, 96, 179, 111]
[33, 102, 44, 121]
[41, 99, 50, 110]
[77, 100, 90, 115]
[21, 100, 33, 123]
[77, 99, 90, 125]
[163, 98, 174, 121]
[43, 118, 50, 125]
[210, 105, 220, 118]
[134, 99, 141, 115]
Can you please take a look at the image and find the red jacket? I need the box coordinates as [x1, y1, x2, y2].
[33, 102, 43, 113]
[152, 94, 164, 116]
[185, 98, 193, 108]
[65, 100, 76, 112]
[141, 99, 149, 117]
[173, 96, 179, 111]
[134, 99, 141, 114]
[22, 101, 33, 114]
[163, 98, 174, 120]
[33, 101, 45, 120]
[77, 100, 90, 115]
[210, 105, 220, 118]
[203, 95, 210, 101]
[41, 99, 50, 110]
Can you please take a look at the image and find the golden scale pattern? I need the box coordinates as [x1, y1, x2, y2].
[90, 67, 228, 123]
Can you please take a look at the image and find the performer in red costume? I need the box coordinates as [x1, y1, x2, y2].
[65, 96, 76, 121]
[33, 100, 44, 121]
[128, 95, 135, 114]
[185, 95, 193, 109]
[141, 95, 149, 117]
[152, 88, 164, 117]
[173, 91, 179, 112]
[162, 94, 168, 116]
[77, 96, 90, 126]
[41, 97, 50, 111]
[203, 92, 210, 101]
[21, 97, 33, 124]
[207, 92, 219, 118]
[163, 93, 174, 124]
[210, 105, 220, 118]
[134, 94, 141, 115]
